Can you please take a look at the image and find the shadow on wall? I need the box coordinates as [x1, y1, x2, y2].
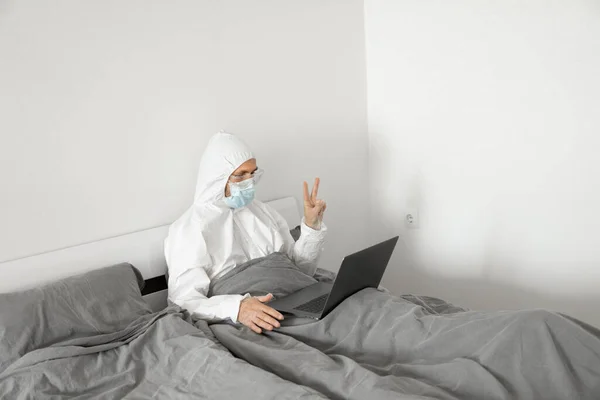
[382, 238, 600, 329]
[369, 132, 600, 328]
[0, 1, 14, 13]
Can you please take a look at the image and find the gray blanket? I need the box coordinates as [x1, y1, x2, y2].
[0, 305, 325, 399]
[210, 252, 600, 400]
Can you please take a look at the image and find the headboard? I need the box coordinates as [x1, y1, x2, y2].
[0, 197, 301, 310]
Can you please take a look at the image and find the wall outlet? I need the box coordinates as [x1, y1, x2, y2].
[405, 209, 419, 229]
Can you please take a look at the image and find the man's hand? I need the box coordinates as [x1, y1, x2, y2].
[237, 294, 284, 334]
[303, 177, 327, 230]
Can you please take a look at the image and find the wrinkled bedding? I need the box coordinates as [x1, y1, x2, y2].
[0, 306, 324, 399]
[210, 252, 600, 400]
[0, 262, 324, 399]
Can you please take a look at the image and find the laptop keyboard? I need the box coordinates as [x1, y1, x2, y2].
[294, 294, 328, 313]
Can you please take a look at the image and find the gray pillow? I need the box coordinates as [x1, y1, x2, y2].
[0, 263, 151, 372]
[290, 225, 301, 241]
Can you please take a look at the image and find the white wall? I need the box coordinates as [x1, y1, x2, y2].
[365, 0, 600, 326]
[0, 0, 368, 272]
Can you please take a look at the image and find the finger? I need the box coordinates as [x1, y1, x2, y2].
[260, 304, 284, 320]
[247, 320, 262, 334]
[254, 317, 275, 331]
[257, 313, 281, 329]
[311, 178, 320, 203]
[257, 293, 274, 303]
[318, 202, 326, 216]
[303, 181, 310, 203]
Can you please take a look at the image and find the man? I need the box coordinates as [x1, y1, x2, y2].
[165, 132, 327, 334]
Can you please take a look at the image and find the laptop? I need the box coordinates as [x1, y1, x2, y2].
[269, 236, 399, 320]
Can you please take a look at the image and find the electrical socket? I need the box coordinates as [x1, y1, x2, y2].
[405, 208, 419, 229]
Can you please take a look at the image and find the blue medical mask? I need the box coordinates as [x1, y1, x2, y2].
[224, 179, 255, 209]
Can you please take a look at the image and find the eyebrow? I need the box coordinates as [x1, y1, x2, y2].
[234, 166, 258, 175]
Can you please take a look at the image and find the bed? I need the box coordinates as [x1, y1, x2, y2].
[0, 197, 326, 399]
[1, 197, 599, 400]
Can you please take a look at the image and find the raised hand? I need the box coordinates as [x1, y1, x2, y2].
[303, 177, 327, 230]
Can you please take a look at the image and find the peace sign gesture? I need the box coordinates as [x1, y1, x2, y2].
[303, 177, 327, 230]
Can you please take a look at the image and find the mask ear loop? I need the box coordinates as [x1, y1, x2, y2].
[251, 168, 264, 185]
[223, 172, 236, 199]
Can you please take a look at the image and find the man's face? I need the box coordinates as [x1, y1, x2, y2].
[224, 158, 258, 197]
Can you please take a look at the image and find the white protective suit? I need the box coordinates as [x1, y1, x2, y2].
[164, 132, 327, 323]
